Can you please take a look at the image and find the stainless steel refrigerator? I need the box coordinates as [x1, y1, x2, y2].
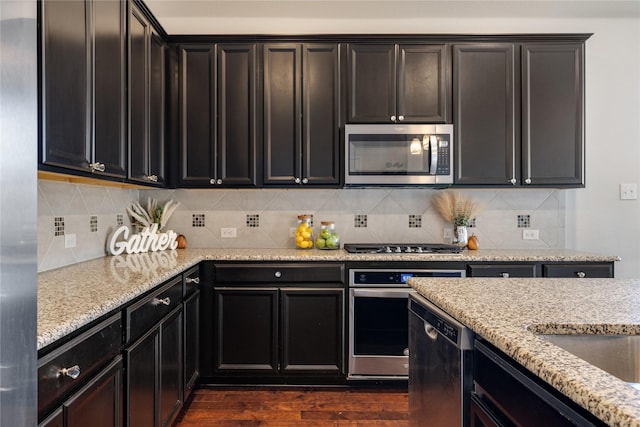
[0, 1, 38, 425]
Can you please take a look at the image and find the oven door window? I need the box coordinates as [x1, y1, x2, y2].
[353, 295, 409, 356]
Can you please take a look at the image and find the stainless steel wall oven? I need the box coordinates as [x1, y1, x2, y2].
[348, 265, 465, 380]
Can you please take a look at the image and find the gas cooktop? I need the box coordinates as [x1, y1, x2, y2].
[343, 243, 463, 254]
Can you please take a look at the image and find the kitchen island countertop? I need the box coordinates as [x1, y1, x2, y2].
[408, 276, 640, 427]
[38, 248, 619, 351]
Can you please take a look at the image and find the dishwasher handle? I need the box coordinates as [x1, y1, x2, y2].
[424, 322, 439, 341]
[409, 293, 474, 350]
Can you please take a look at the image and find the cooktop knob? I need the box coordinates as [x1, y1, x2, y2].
[405, 246, 412, 253]
[416, 247, 423, 253]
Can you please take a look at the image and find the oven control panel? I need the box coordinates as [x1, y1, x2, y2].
[349, 269, 465, 287]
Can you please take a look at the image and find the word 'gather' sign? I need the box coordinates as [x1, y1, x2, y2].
[108, 224, 178, 256]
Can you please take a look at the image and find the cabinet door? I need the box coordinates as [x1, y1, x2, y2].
[302, 44, 340, 185]
[125, 327, 158, 427]
[263, 44, 301, 185]
[214, 288, 278, 373]
[41, 0, 90, 171]
[454, 44, 518, 185]
[522, 43, 584, 187]
[217, 44, 258, 186]
[148, 31, 166, 185]
[159, 309, 183, 427]
[280, 289, 344, 374]
[178, 45, 216, 186]
[183, 290, 200, 399]
[93, 0, 126, 178]
[65, 356, 123, 427]
[128, 4, 150, 183]
[347, 44, 396, 123]
[398, 44, 449, 123]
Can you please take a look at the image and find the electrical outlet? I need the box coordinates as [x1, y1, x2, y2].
[220, 227, 237, 238]
[64, 233, 76, 248]
[522, 229, 539, 240]
[620, 183, 638, 200]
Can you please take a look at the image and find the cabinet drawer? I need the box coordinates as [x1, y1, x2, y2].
[214, 263, 345, 284]
[126, 275, 182, 342]
[543, 264, 613, 278]
[184, 265, 200, 297]
[467, 264, 536, 278]
[38, 313, 122, 419]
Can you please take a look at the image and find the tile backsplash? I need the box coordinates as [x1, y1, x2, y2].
[38, 180, 566, 272]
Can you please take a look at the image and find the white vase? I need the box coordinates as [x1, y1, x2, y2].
[455, 226, 468, 247]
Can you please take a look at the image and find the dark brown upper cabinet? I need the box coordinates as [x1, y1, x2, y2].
[263, 43, 340, 187]
[522, 43, 584, 187]
[347, 43, 449, 123]
[453, 43, 518, 185]
[454, 41, 585, 187]
[40, 0, 126, 179]
[128, 3, 166, 186]
[177, 43, 258, 187]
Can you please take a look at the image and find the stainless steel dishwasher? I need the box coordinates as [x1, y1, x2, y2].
[408, 293, 474, 427]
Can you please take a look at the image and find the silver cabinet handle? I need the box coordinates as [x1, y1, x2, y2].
[57, 365, 80, 380]
[186, 277, 200, 284]
[398, 115, 405, 121]
[89, 162, 105, 172]
[210, 179, 216, 185]
[576, 271, 586, 278]
[302, 178, 308, 184]
[525, 178, 532, 184]
[147, 175, 158, 182]
[294, 178, 301, 184]
[274, 271, 282, 278]
[390, 115, 396, 121]
[153, 297, 171, 306]
[216, 178, 222, 185]
[403, 348, 410, 356]
[499, 272, 510, 278]
[509, 178, 517, 185]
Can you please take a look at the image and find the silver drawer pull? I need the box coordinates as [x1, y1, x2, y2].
[153, 297, 171, 306]
[57, 365, 80, 380]
[576, 271, 586, 278]
[499, 272, 510, 278]
[186, 277, 200, 284]
[147, 175, 158, 182]
[274, 271, 282, 278]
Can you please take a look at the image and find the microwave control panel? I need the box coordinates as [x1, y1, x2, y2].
[436, 136, 450, 175]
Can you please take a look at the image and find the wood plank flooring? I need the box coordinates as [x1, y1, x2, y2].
[174, 387, 409, 426]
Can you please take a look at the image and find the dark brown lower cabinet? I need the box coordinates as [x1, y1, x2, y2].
[125, 307, 183, 427]
[39, 356, 123, 427]
[213, 287, 344, 377]
[473, 340, 606, 426]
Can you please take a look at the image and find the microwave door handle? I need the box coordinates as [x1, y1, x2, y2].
[429, 135, 438, 174]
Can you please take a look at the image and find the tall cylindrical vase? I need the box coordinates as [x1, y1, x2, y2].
[455, 226, 468, 247]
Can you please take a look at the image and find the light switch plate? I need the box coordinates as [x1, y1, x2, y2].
[522, 229, 539, 240]
[620, 183, 638, 200]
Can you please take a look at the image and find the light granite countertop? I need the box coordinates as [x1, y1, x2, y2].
[408, 277, 640, 427]
[37, 247, 619, 351]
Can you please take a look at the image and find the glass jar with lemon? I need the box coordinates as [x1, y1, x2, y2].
[316, 221, 340, 250]
[295, 215, 314, 249]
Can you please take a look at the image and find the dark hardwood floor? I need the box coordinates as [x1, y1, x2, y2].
[174, 386, 409, 426]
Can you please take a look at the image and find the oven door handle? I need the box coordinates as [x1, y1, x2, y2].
[351, 288, 415, 298]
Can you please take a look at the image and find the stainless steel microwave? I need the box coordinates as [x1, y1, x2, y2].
[345, 124, 454, 186]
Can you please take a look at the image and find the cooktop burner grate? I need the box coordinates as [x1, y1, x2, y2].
[343, 243, 463, 254]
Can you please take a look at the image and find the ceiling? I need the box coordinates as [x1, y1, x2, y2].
[145, 0, 640, 35]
